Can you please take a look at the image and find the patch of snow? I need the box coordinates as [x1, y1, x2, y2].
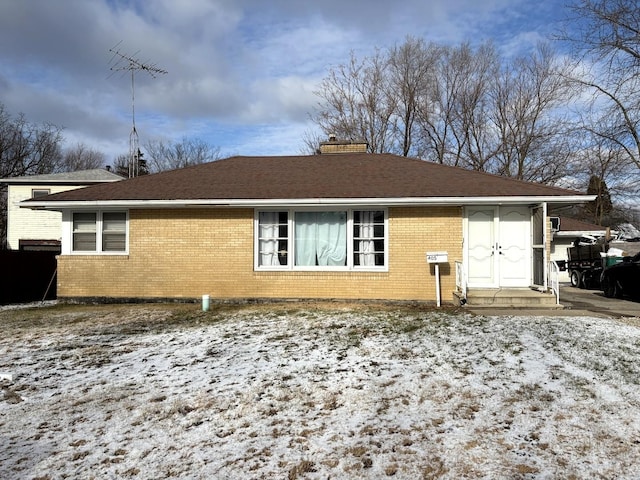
[616, 223, 640, 241]
[0, 300, 57, 312]
[1, 306, 640, 479]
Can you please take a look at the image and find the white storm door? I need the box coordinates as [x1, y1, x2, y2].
[497, 206, 531, 287]
[467, 208, 497, 287]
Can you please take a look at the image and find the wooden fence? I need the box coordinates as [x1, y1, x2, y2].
[0, 251, 57, 305]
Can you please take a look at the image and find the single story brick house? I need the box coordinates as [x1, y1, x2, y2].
[23, 146, 593, 305]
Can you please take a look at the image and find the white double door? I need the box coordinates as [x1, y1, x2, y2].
[466, 206, 531, 288]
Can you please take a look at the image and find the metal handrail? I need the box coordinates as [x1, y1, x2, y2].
[455, 260, 467, 303]
[548, 260, 560, 305]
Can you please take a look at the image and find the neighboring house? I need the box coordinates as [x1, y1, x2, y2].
[549, 217, 610, 283]
[2, 169, 123, 251]
[22, 146, 593, 305]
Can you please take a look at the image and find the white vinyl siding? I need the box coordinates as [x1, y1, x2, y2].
[6, 184, 86, 250]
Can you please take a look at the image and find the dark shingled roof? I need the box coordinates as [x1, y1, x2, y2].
[558, 217, 606, 232]
[33, 154, 582, 202]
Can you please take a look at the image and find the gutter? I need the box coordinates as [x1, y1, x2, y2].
[22, 195, 597, 211]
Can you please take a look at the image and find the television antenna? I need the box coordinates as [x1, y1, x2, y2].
[109, 42, 167, 178]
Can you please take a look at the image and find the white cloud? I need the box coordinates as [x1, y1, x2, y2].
[0, 0, 567, 162]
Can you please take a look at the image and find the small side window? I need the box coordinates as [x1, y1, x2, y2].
[72, 212, 97, 251]
[32, 189, 50, 199]
[258, 211, 288, 266]
[102, 212, 127, 251]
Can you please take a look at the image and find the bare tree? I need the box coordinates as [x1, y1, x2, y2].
[415, 44, 465, 164]
[300, 130, 325, 155]
[490, 43, 578, 184]
[560, 0, 640, 173]
[144, 137, 221, 173]
[0, 104, 64, 178]
[310, 38, 581, 187]
[415, 42, 502, 170]
[62, 143, 106, 171]
[572, 117, 639, 218]
[312, 51, 396, 153]
[387, 37, 441, 157]
[0, 103, 64, 248]
[110, 154, 131, 178]
[450, 42, 500, 172]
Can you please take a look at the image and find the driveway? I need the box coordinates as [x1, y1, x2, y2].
[559, 284, 640, 318]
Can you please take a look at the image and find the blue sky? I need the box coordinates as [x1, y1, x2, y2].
[0, 0, 565, 165]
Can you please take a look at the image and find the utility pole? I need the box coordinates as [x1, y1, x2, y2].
[109, 42, 167, 178]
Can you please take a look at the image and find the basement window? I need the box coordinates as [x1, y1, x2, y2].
[255, 209, 387, 271]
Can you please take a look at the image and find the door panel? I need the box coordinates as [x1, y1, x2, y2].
[466, 206, 531, 288]
[467, 208, 496, 287]
[498, 207, 530, 287]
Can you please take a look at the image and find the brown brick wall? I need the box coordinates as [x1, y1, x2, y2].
[57, 206, 463, 302]
[319, 142, 368, 154]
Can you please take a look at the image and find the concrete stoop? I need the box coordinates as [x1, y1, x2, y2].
[453, 288, 563, 309]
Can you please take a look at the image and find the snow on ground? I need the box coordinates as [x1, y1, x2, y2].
[1, 303, 640, 479]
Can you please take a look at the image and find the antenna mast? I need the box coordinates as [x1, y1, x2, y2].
[109, 42, 167, 178]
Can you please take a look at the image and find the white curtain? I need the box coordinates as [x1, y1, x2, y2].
[359, 211, 376, 266]
[259, 212, 281, 266]
[295, 212, 347, 266]
[317, 212, 347, 266]
[295, 212, 317, 266]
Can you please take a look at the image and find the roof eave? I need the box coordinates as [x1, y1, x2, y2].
[21, 195, 596, 210]
[1, 178, 122, 185]
[555, 230, 611, 237]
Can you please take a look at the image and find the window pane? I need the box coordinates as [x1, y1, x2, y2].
[103, 234, 126, 251]
[73, 212, 96, 231]
[73, 232, 97, 251]
[32, 189, 50, 199]
[353, 210, 385, 267]
[103, 212, 126, 232]
[295, 211, 347, 266]
[258, 211, 288, 266]
[102, 212, 126, 252]
[73, 213, 96, 251]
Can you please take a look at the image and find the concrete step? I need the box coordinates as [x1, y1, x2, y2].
[453, 288, 562, 309]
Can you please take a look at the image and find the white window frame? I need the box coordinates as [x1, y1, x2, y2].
[254, 208, 388, 272]
[62, 210, 129, 255]
[31, 188, 51, 199]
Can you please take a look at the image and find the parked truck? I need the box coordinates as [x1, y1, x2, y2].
[567, 242, 606, 288]
[567, 237, 624, 289]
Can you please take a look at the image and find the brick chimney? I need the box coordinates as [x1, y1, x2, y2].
[319, 134, 369, 154]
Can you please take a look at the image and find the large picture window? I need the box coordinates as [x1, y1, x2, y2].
[256, 209, 387, 270]
[71, 211, 128, 253]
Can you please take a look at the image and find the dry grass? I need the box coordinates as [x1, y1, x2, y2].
[2, 302, 640, 479]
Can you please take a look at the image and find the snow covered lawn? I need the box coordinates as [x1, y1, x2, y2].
[1, 302, 640, 479]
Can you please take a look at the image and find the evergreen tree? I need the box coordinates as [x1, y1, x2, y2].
[585, 175, 613, 224]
